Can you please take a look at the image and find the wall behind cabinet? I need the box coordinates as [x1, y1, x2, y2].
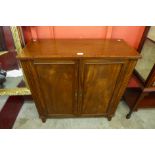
[22, 26, 145, 49]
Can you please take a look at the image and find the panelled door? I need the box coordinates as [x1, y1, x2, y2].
[79, 59, 125, 115]
[33, 60, 78, 116]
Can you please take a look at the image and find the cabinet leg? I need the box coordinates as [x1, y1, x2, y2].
[40, 117, 46, 123]
[107, 116, 112, 121]
[126, 111, 132, 119]
[135, 108, 138, 112]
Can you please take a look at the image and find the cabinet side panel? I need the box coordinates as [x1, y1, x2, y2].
[107, 60, 137, 116]
[20, 60, 46, 117]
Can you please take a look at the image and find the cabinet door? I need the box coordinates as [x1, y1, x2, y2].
[33, 60, 78, 116]
[80, 59, 125, 115]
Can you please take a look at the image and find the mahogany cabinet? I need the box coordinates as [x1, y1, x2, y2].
[17, 39, 140, 122]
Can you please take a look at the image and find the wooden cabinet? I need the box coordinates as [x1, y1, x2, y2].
[17, 39, 140, 122]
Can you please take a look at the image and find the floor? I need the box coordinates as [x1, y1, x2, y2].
[1, 96, 155, 129]
[147, 26, 155, 43]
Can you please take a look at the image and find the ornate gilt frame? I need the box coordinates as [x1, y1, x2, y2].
[0, 27, 31, 96]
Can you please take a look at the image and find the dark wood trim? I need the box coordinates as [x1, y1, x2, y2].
[145, 64, 155, 87]
[126, 92, 148, 119]
[137, 26, 150, 53]
[133, 69, 145, 85]
[146, 37, 155, 44]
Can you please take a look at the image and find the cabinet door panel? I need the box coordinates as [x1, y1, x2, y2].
[34, 60, 78, 115]
[80, 60, 124, 115]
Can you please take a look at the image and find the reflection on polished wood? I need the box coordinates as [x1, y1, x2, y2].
[17, 39, 140, 59]
[0, 87, 31, 96]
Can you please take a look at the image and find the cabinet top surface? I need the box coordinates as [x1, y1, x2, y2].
[17, 39, 141, 60]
